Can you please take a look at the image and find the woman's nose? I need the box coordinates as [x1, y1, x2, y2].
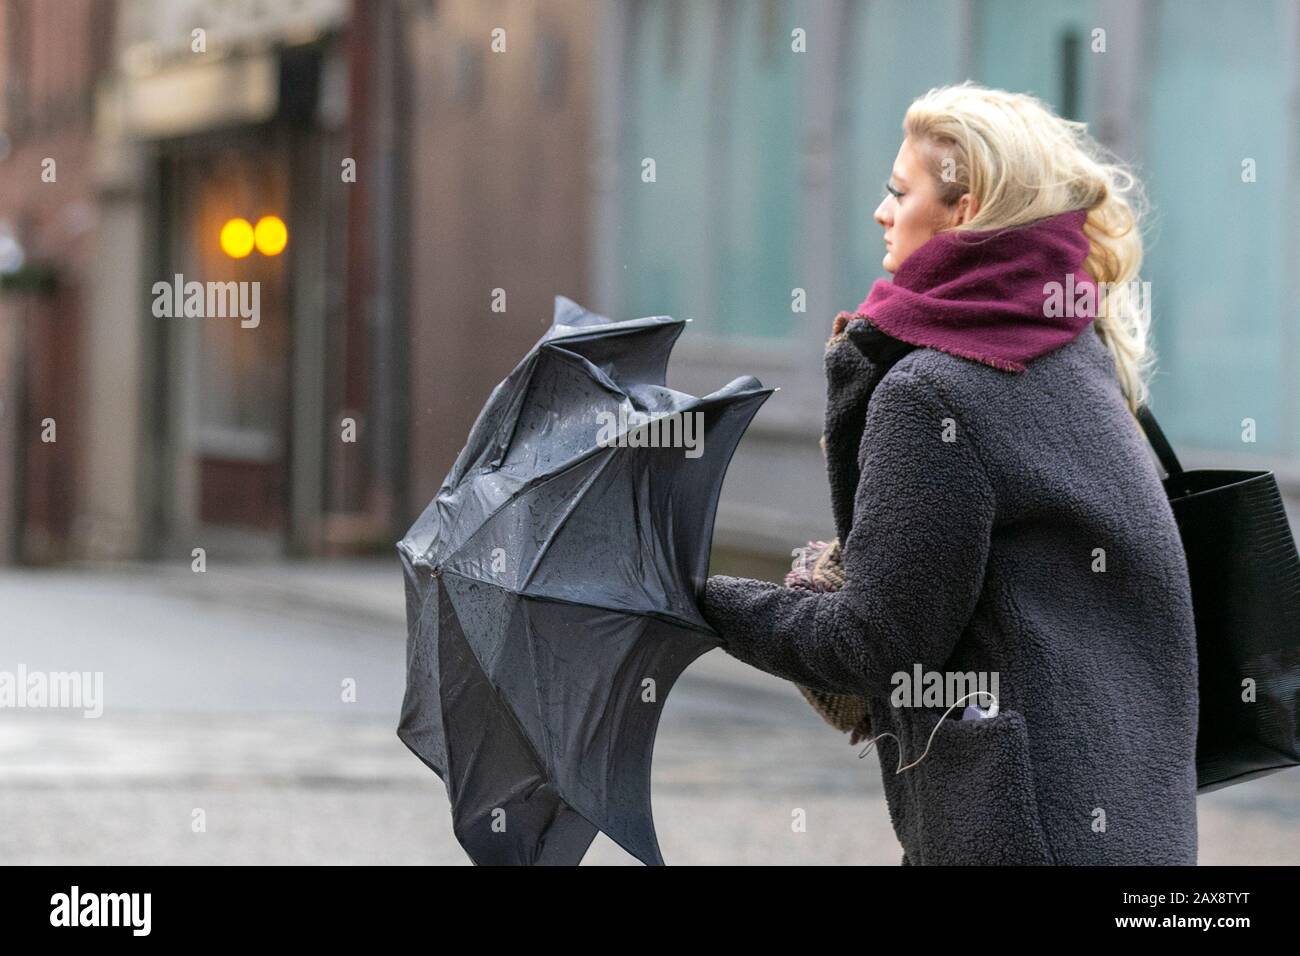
[874, 198, 891, 227]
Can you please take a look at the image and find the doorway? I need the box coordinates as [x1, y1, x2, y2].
[156, 131, 293, 554]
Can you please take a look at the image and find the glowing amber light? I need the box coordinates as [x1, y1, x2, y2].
[220, 218, 255, 259]
[254, 215, 288, 256]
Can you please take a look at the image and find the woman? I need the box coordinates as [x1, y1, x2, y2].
[699, 83, 1199, 865]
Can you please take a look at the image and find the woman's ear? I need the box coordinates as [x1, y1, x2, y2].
[951, 192, 980, 226]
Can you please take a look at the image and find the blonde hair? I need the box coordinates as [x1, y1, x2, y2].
[902, 82, 1153, 413]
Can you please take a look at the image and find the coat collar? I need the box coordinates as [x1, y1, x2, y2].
[844, 315, 919, 367]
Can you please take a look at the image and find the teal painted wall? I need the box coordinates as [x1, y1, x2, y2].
[618, 0, 715, 331]
[618, 0, 804, 340]
[972, 0, 1097, 120]
[1139, 0, 1297, 456]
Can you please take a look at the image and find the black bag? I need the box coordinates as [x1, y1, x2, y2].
[1137, 404, 1300, 792]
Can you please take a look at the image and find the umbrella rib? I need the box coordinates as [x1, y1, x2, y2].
[441, 578, 590, 856]
[441, 568, 705, 865]
[424, 344, 626, 568]
[491, 345, 628, 472]
[434, 379, 768, 572]
[437, 437, 623, 571]
[517, 447, 619, 591]
[394, 571, 448, 777]
[439, 567, 715, 637]
[440, 408, 695, 574]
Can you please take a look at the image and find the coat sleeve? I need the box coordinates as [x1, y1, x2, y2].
[699, 368, 998, 699]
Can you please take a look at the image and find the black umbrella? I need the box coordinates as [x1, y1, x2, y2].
[397, 296, 773, 865]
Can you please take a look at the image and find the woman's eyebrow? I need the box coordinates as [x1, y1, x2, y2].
[891, 170, 909, 186]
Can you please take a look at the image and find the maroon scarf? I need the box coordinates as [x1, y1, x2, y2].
[847, 208, 1099, 372]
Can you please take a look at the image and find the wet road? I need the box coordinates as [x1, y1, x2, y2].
[1, 563, 1295, 865]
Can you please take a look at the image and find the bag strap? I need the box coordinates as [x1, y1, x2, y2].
[1136, 403, 1185, 482]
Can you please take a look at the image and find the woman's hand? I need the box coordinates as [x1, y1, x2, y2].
[827, 310, 855, 348]
[848, 718, 872, 747]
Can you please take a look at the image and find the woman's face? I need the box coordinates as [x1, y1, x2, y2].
[873, 136, 975, 273]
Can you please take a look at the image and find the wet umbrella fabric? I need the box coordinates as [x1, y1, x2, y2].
[397, 296, 773, 865]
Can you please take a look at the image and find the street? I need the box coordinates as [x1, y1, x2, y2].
[1, 560, 1296, 865]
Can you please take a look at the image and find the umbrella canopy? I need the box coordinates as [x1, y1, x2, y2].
[397, 296, 772, 865]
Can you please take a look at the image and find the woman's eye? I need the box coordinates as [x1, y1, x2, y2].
[883, 181, 905, 200]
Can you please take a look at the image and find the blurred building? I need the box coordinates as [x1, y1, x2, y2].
[1, 0, 1296, 567]
[86, 0, 414, 561]
[0, 0, 596, 564]
[402, 0, 595, 523]
[0, 0, 109, 563]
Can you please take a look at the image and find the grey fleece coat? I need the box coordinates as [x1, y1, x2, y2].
[699, 317, 1200, 865]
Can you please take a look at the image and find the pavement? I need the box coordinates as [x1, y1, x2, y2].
[0, 557, 1296, 864]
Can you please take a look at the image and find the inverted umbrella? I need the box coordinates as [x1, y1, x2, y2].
[397, 295, 772, 865]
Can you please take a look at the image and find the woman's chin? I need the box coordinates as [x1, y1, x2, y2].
[881, 253, 897, 274]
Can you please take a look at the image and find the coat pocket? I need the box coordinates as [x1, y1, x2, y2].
[905, 708, 1056, 865]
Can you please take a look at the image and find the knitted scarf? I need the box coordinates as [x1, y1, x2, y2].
[848, 207, 1099, 372]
